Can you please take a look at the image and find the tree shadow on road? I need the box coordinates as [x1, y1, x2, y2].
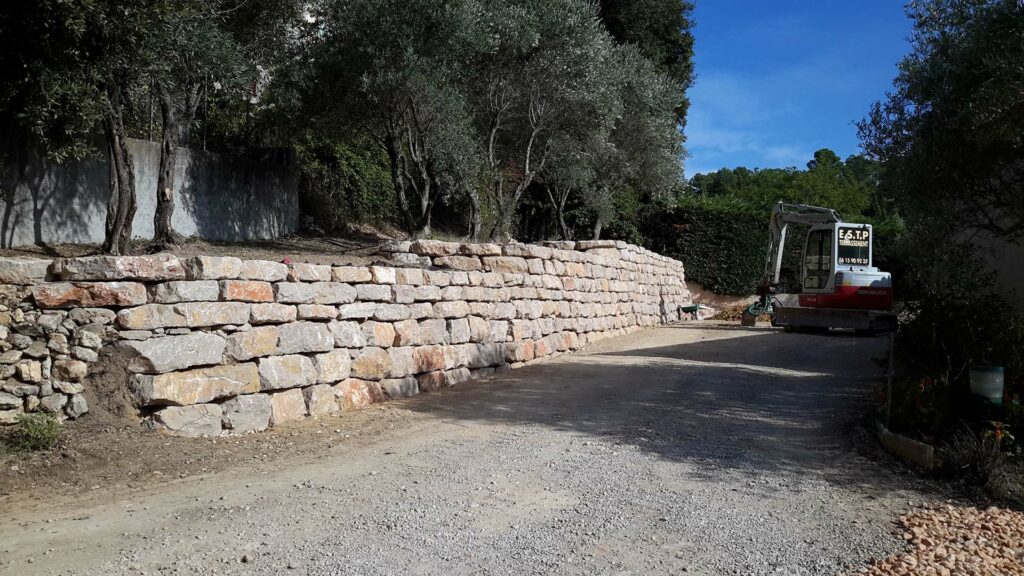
[399, 325, 929, 496]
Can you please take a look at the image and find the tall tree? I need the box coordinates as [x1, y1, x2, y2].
[0, 1, 154, 254]
[858, 0, 1024, 242]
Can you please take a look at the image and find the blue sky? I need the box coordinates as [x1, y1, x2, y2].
[684, 1, 913, 177]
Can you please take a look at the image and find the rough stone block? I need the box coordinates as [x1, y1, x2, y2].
[133, 363, 259, 406]
[250, 303, 297, 324]
[329, 321, 368, 348]
[34, 282, 148, 309]
[52, 359, 87, 382]
[277, 321, 334, 354]
[65, 394, 88, 419]
[149, 281, 220, 304]
[184, 256, 243, 280]
[274, 282, 317, 304]
[314, 348, 350, 384]
[483, 256, 529, 274]
[468, 316, 489, 341]
[151, 404, 223, 437]
[269, 388, 307, 426]
[409, 239, 459, 256]
[459, 243, 502, 256]
[221, 393, 272, 433]
[361, 321, 396, 348]
[54, 254, 185, 281]
[258, 355, 317, 391]
[297, 304, 337, 320]
[334, 378, 384, 409]
[394, 268, 424, 285]
[369, 266, 396, 284]
[40, 393, 67, 413]
[332, 266, 373, 283]
[433, 301, 470, 318]
[220, 280, 274, 302]
[337, 302, 378, 319]
[350, 347, 392, 381]
[125, 332, 226, 374]
[379, 377, 419, 399]
[417, 370, 448, 392]
[418, 319, 449, 345]
[225, 326, 279, 361]
[373, 304, 411, 322]
[445, 366, 472, 385]
[422, 270, 451, 287]
[313, 282, 357, 305]
[413, 345, 447, 373]
[304, 384, 339, 417]
[0, 258, 52, 285]
[355, 284, 393, 302]
[433, 255, 482, 271]
[392, 319, 421, 346]
[16, 360, 42, 382]
[288, 262, 332, 282]
[387, 346, 416, 378]
[448, 318, 470, 343]
[180, 302, 251, 327]
[240, 260, 288, 281]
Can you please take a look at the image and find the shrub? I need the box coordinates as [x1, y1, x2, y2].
[939, 424, 1022, 504]
[12, 413, 61, 452]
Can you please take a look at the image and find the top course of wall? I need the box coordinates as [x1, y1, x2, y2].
[0, 239, 690, 436]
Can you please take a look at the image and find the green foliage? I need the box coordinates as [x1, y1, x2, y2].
[644, 196, 766, 295]
[295, 136, 396, 231]
[11, 413, 61, 452]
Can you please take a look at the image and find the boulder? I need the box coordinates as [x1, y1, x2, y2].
[433, 255, 482, 271]
[34, 282, 148, 309]
[133, 363, 259, 406]
[312, 282, 357, 305]
[125, 332, 226, 374]
[258, 355, 317, 390]
[313, 348, 351, 384]
[179, 302, 251, 327]
[221, 393, 272, 433]
[148, 281, 220, 304]
[387, 347, 416, 378]
[350, 347, 392, 381]
[239, 260, 288, 282]
[269, 388, 307, 426]
[337, 302, 378, 320]
[361, 321, 396, 348]
[379, 376, 419, 399]
[64, 394, 88, 419]
[250, 303, 297, 324]
[329, 321, 368, 348]
[303, 384, 338, 417]
[151, 404, 223, 437]
[52, 359, 87, 382]
[333, 378, 384, 409]
[332, 266, 373, 283]
[184, 256, 243, 280]
[0, 258, 51, 285]
[277, 321, 334, 354]
[409, 239, 459, 256]
[287, 262, 332, 282]
[355, 284, 393, 302]
[54, 254, 185, 281]
[219, 280, 274, 302]
[225, 326, 279, 361]
[416, 370, 448, 392]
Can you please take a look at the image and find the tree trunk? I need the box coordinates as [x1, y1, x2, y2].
[384, 134, 418, 234]
[465, 186, 481, 241]
[592, 217, 603, 241]
[153, 90, 179, 247]
[102, 92, 137, 255]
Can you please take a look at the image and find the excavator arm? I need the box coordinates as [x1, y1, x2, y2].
[761, 201, 842, 289]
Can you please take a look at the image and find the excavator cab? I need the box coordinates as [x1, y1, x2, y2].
[745, 202, 896, 333]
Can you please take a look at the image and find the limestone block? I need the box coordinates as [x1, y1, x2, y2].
[149, 281, 220, 304]
[221, 393, 272, 433]
[469, 343, 506, 368]
[184, 256, 243, 280]
[250, 303, 297, 324]
[433, 255, 482, 271]
[378, 240, 412, 253]
[413, 345, 446, 373]
[468, 316, 489, 341]
[389, 253, 431, 267]
[151, 404, 223, 436]
[355, 283, 393, 302]
[483, 256, 529, 274]
[350, 347, 392, 381]
[378, 377, 418, 399]
[288, 262, 332, 282]
[393, 285, 442, 304]
[258, 355, 317, 391]
[387, 346, 416, 378]
[277, 321, 334, 354]
[68, 307, 118, 325]
[225, 326, 279, 361]
[444, 343, 473, 369]
[440, 286, 464, 301]
[394, 268, 424, 285]
[269, 388, 308, 426]
[65, 394, 88, 419]
[392, 319, 421, 346]
[125, 332, 226, 374]
[16, 360, 42, 382]
[240, 260, 289, 281]
[0, 391, 21, 409]
[313, 282, 357, 305]
[361, 321, 396, 348]
[52, 359, 87, 382]
[297, 304, 337, 320]
[575, 240, 617, 250]
[409, 239, 459, 256]
[329, 321, 369, 348]
[459, 243, 502, 256]
[332, 266, 373, 283]
[314, 348, 351, 384]
[304, 384, 339, 417]
[133, 363, 259, 406]
[419, 319, 449, 345]
[373, 303, 411, 322]
[369, 266, 396, 284]
[274, 282, 317, 304]
[220, 280, 274, 302]
[180, 302, 251, 327]
[416, 370, 448, 392]
[445, 366, 472, 386]
[489, 320, 509, 342]
[0, 258, 51, 285]
[34, 282, 148, 309]
[422, 270, 451, 287]
[448, 318, 470, 344]
[408, 303, 434, 319]
[492, 302, 518, 320]
[527, 259, 546, 275]
[54, 254, 185, 281]
[337, 302, 378, 320]
[334, 378, 384, 409]
[433, 301, 470, 318]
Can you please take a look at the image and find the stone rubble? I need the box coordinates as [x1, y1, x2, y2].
[0, 240, 690, 435]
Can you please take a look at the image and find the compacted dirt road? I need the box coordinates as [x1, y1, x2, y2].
[0, 323, 939, 575]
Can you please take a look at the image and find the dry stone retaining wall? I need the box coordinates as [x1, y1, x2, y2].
[0, 240, 690, 436]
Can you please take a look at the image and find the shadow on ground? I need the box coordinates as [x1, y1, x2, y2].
[401, 324, 904, 492]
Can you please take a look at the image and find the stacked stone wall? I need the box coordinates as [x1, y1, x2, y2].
[0, 240, 690, 435]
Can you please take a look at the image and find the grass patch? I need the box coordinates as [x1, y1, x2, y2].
[7, 413, 62, 452]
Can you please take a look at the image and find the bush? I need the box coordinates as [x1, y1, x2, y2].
[939, 424, 1022, 504]
[11, 413, 61, 452]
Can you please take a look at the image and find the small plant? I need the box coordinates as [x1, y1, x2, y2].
[13, 413, 61, 452]
[939, 424, 1015, 501]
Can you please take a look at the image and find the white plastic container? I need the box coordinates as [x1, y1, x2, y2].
[969, 366, 1004, 406]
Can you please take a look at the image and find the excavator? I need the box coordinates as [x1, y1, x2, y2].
[743, 201, 897, 333]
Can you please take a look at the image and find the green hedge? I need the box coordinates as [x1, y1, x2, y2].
[644, 196, 766, 295]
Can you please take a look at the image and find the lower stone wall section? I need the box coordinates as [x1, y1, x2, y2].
[0, 239, 690, 435]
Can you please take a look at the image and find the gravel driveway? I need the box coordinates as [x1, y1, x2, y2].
[0, 323, 936, 575]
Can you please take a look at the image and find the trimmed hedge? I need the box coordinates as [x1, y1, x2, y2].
[644, 196, 766, 295]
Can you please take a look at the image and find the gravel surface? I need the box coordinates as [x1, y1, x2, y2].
[1, 323, 941, 575]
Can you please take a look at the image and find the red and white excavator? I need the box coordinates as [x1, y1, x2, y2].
[744, 201, 897, 333]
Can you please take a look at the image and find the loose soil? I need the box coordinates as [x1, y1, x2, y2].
[0, 323, 974, 575]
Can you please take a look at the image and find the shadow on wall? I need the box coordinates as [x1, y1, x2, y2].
[0, 140, 108, 250]
[399, 326, 907, 493]
[178, 147, 299, 242]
